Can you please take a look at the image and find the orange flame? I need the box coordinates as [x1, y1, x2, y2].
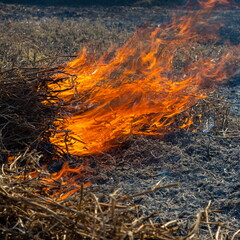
[39, 162, 91, 200]
[17, 162, 91, 201]
[198, 0, 231, 8]
[47, 0, 239, 156]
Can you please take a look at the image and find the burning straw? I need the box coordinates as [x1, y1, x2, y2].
[0, 0, 240, 239]
[47, 0, 240, 156]
[1, 64, 239, 238]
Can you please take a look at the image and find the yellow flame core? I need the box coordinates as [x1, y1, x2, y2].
[48, 4, 239, 156]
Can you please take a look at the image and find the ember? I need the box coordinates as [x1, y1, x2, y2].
[47, 0, 240, 156]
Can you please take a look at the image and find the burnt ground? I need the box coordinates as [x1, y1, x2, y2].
[0, 2, 240, 238]
[94, 131, 240, 232]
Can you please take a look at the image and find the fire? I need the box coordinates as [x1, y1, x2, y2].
[47, 0, 239, 156]
[39, 162, 91, 200]
[198, 0, 231, 8]
[9, 0, 238, 202]
[15, 161, 91, 201]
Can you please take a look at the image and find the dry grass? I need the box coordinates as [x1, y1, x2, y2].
[0, 67, 55, 154]
[0, 17, 131, 71]
[1, 150, 239, 239]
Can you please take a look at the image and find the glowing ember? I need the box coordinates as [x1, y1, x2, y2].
[47, 0, 239, 156]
